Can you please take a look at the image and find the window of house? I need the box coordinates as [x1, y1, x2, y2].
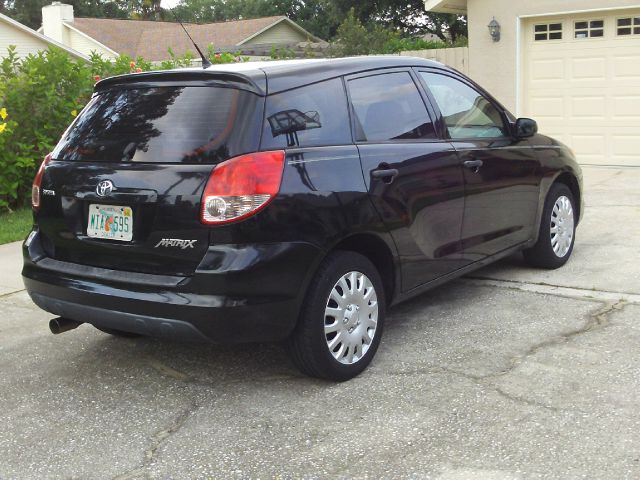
[419, 72, 508, 140]
[575, 20, 604, 38]
[534, 23, 563, 41]
[348, 72, 436, 142]
[617, 17, 640, 36]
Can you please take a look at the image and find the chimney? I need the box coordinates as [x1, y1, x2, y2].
[42, 2, 74, 44]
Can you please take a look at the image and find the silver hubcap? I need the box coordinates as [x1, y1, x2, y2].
[550, 195, 574, 258]
[324, 271, 378, 365]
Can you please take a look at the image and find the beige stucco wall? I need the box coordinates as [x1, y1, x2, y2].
[466, 0, 640, 113]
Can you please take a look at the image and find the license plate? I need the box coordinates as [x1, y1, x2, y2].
[87, 204, 133, 241]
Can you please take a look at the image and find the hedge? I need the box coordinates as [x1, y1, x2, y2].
[0, 45, 242, 211]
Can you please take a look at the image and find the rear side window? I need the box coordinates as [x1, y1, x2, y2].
[261, 78, 350, 149]
[348, 72, 436, 142]
[419, 72, 508, 139]
[52, 86, 261, 164]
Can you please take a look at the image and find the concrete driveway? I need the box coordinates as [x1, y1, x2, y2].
[1, 166, 638, 479]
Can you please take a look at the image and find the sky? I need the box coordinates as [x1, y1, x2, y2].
[160, 0, 181, 9]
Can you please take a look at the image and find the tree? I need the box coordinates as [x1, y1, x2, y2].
[4, 0, 128, 30]
[338, 0, 467, 42]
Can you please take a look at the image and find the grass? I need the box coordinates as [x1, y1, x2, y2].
[0, 208, 33, 245]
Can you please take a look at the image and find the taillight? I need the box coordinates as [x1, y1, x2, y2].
[32, 153, 52, 210]
[201, 150, 285, 225]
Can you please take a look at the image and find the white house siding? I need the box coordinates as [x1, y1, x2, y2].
[0, 21, 55, 58]
[243, 21, 308, 45]
[67, 28, 116, 59]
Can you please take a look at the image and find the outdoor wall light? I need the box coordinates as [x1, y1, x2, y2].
[488, 17, 501, 42]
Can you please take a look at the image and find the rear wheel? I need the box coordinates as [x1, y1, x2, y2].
[286, 251, 385, 381]
[523, 183, 576, 269]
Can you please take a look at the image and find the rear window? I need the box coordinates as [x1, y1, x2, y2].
[52, 86, 262, 164]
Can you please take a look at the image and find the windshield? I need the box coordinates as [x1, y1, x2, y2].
[52, 86, 262, 164]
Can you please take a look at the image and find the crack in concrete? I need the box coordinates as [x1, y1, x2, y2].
[112, 401, 198, 480]
[509, 300, 626, 367]
[380, 300, 627, 413]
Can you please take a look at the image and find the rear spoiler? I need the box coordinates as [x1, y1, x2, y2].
[95, 69, 266, 96]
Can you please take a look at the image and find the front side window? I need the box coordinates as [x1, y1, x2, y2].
[261, 78, 350, 149]
[347, 72, 436, 142]
[419, 72, 508, 140]
[617, 17, 640, 35]
[575, 19, 604, 38]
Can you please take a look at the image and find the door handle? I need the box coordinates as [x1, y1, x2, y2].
[371, 168, 399, 182]
[463, 159, 483, 172]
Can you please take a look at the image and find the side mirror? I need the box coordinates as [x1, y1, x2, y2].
[515, 118, 538, 138]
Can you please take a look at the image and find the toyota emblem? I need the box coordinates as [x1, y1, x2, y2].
[96, 180, 114, 197]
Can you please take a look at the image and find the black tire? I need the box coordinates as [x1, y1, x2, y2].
[286, 251, 386, 381]
[523, 183, 576, 269]
[94, 326, 142, 338]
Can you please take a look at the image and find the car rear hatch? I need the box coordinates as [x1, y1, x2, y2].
[35, 71, 264, 276]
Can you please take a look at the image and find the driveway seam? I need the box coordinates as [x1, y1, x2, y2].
[462, 277, 640, 304]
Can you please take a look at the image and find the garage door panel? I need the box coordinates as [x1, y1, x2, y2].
[613, 56, 640, 77]
[529, 96, 564, 119]
[571, 96, 606, 119]
[612, 96, 640, 118]
[524, 10, 640, 166]
[612, 135, 638, 158]
[570, 135, 606, 161]
[571, 57, 606, 79]
[531, 59, 565, 80]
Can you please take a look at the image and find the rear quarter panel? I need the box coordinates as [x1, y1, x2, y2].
[209, 146, 399, 305]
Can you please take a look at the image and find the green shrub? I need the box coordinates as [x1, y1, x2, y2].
[0, 45, 240, 211]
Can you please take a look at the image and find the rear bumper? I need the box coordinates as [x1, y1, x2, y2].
[22, 231, 322, 343]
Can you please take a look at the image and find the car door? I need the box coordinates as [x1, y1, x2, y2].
[346, 69, 467, 292]
[417, 70, 542, 262]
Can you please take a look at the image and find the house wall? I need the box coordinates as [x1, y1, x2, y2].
[244, 21, 308, 45]
[0, 21, 54, 58]
[467, 0, 640, 113]
[67, 28, 117, 59]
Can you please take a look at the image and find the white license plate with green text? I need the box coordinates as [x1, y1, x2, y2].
[87, 204, 133, 241]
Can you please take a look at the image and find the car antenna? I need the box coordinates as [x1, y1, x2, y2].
[171, 11, 212, 69]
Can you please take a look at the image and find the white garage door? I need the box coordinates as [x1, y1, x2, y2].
[523, 10, 640, 166]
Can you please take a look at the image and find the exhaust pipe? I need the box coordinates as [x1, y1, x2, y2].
[49, 317, 83, 335]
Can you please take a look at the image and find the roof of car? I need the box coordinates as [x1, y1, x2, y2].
[96, 56, 453, 96]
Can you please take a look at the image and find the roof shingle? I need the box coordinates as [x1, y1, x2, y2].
[69, 16, 289, 61]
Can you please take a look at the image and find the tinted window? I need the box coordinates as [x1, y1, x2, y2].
[261, 78, 350, 149]
[52, 86, 261, 164]
[348, 72, 435, 142]
[419, 72, 508, 139]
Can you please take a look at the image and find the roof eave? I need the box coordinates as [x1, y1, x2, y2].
[237, 17, 324, 46]
[63, 22, 120, 57]
[424, 0, 468, 14]
[0, 12, 89, 60]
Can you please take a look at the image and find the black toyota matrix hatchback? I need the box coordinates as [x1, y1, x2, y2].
[23, 57, 583, 381]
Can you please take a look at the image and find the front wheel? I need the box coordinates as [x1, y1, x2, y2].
[286, 251, 385, 381]
[523, 183, 577, 269]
